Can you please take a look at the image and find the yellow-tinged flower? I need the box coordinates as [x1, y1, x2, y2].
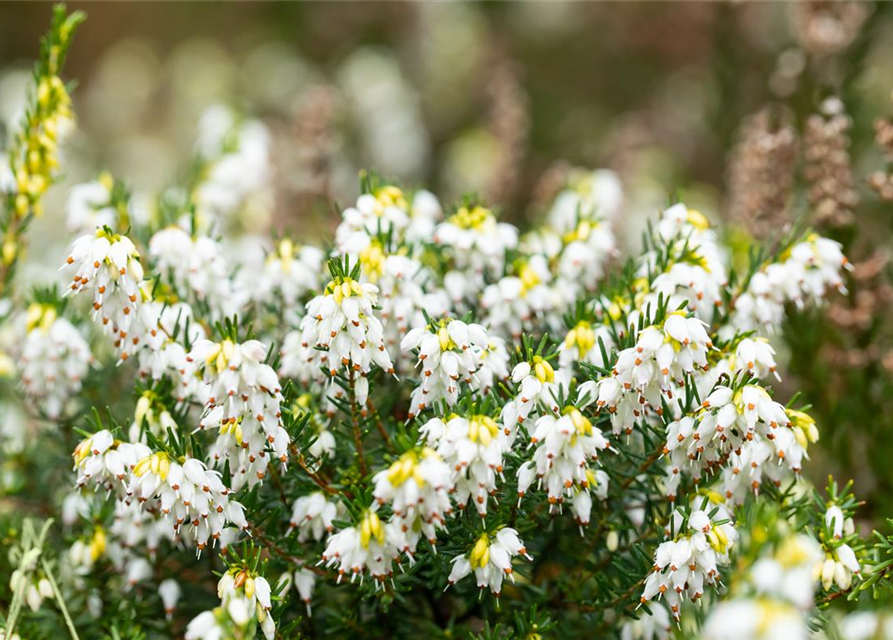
[89, 527, 107, 561]
[565, 320, 596, 355]
[532, 356, 554, 383]
[563, 407, 592, 437]
[25, 303, 57, 333]
[324, 276, 363, 304]
[470, 533, 490, 570]
[468, 415, 500, 445]
[204, 339, 236, 374]
[359, 510, 385, 549]
[517, 261, 541, 296]
[434, 320, 457, 352]
[686, 208, 710, 230]
[133, 452, 171, 481]
[788, 409, 819, 449]
[695, 488, 726, 506]
[562, 219, 598, 245]
[373, 185, 408, 213]
[360, 240, 386, 282]
[386, 450, 426, 488]
[776, 535, 814, 568]
[448, 205, 494, 232]
[707, 524, 729, 554]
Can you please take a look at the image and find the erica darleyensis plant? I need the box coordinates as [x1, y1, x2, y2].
[5, 7, 893, 640]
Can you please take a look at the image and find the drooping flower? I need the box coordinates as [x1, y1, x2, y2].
[447, 528, 531, 595]
[321, 508, 401, 587]
[188, 338, 288, 490]
[372, 447, 453, 553]
[640, 500, 738, 620]
[299, 262, 394, 401]
[289, 492, 339, 542]
[419, 413, 507, 517]
[16, 303, 92, 419]
[401, 318, 493, 419]
[62, 228, 145, 358]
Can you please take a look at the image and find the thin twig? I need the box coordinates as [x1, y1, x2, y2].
[348, 368, 368, 477]
[367, 399, 394, 452]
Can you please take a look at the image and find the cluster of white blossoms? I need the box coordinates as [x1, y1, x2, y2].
[13, 303, 92, 419]
[594, 311, 713, 436]
[190, 338, 288, 490]
[128, 452, 248, 551]
[72, 430, 149, 496]
[518, 169, 620, 327]
[38, 126, 859, 637]
[72, 430, 248, 552]
[297, 265, 395, 403]
[321, 508, 401, 587]
[701, 531, 822, 640]
[481, 256, 554, 339]
[132, 300, 205, 401]
[447, 528, 532, 596]
[433, 204, 519, 285]
[818, 504, 861, 591]
[727, 233, 850, 334]
[662, 383, 816, 502]
[255, 238, 324, 317]
[516, 404, 611, 525]
[640, 500, 738, 620]
[148, 226, 241, 320]
[500, 355, 564, 434]
[289, 491, 339, 542]
[644, 204, 728, 322]
[372, 447, 453, 555]
[334, 185, 441, 255]
[63, 228, 145, 359]
[419, 412, 507, 517]
[186, 568, 275, 640]
[401, 318, 502, 418]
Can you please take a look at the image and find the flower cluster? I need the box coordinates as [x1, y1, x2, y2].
[419, 412, 507, 517]
[297, 260, 395, 402]
[641, 500, 738, 620]
[701, 529, 822, 640]
[321, 508, 400, 587]
[594, 311, 713, 436]
[148, 226, 241, 320]
[447, 528, 532, 595]
[401, 318, 500, 418]
[516, 404, 610, 524]
[729, 234, 850, 333]
[8, 8, 887, 640]
[372, 447, 453, 554]
[186, 568, 275, 640]
[14, 303, 92, 419]
[129, 452, 248, 551]
[190, 338, 288, 490]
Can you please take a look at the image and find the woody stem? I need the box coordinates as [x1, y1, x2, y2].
[348, 367, 368, 477]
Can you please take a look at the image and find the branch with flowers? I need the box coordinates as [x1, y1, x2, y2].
[4, 6, 893, 640]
